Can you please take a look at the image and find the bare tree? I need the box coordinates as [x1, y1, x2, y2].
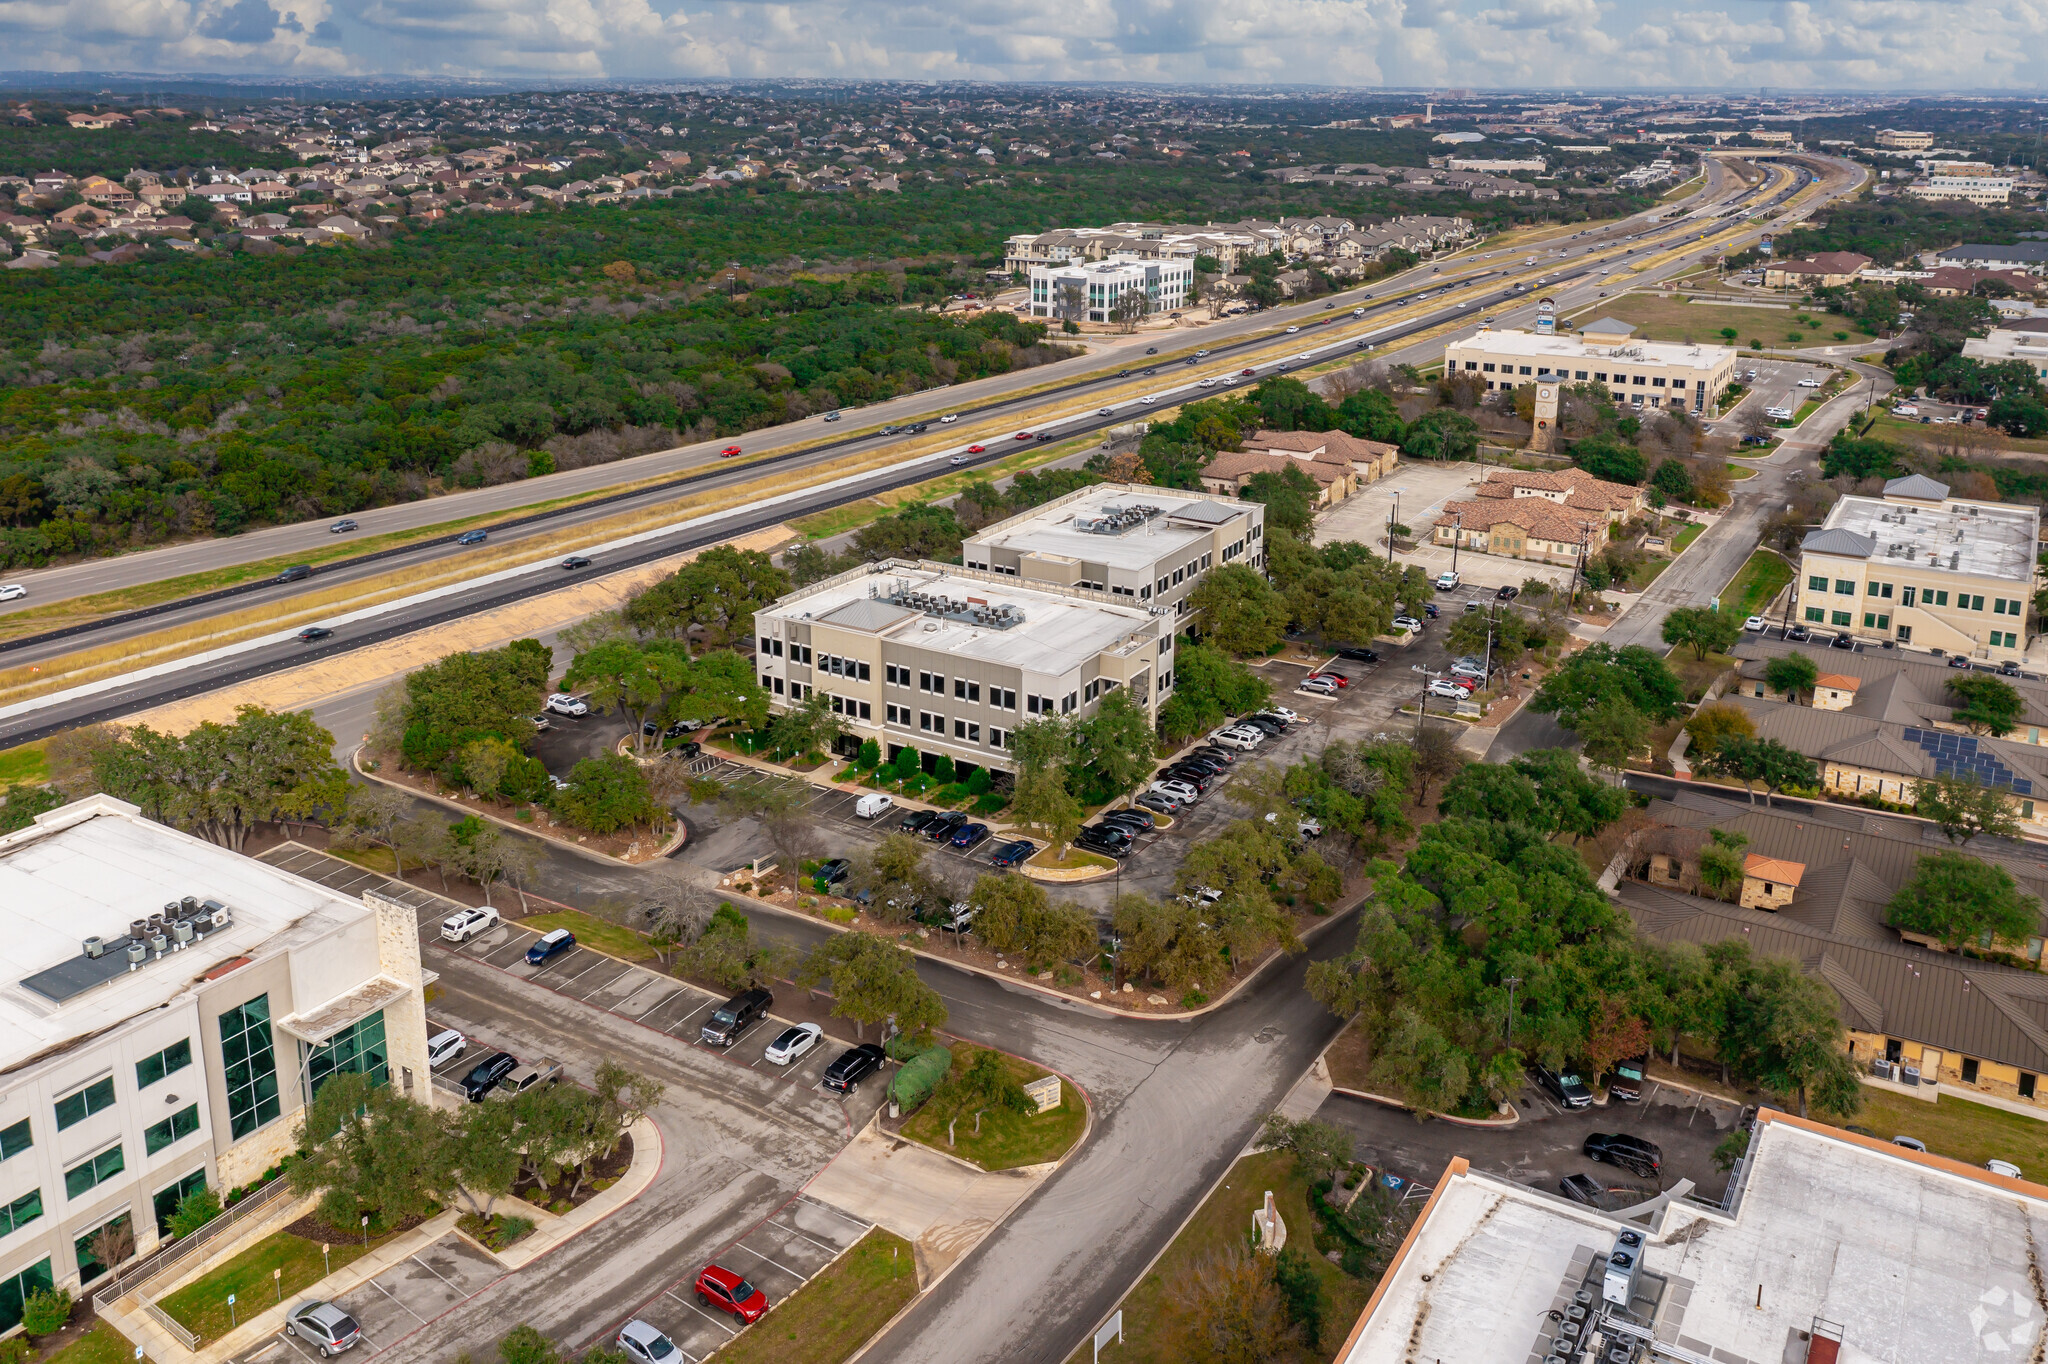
[1169, 1247, 1298, 1364]
[340, 785, 415, 881]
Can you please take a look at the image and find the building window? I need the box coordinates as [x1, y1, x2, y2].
[1833, 579, 1855, 595]
[1804, 607, 1826, 623]
[1831, 611, 1852, 626]
[0, 1258, 53, 1335]
[954, 720, 980, 742]
[0, 1120, 27, 1162]
[1995, 630, 2019, 650]
[1864, 613, 1889, 630]
[954, 679, 980, 702]
[0, 1189, 42, 1238]
[1062, 692, 1077, 713]
[1594, 372, 1607, 383]
[1963, 1058, 1981, 1085]
[144, 1104, 200, 1157]
[1807, 575, 1828, 592]
[305, 1010, 388, 1101]
[920, 712, 941, 733]
[886, 704, 907, 725]
[55, 1077, 116, 1132]
[137, 1039, 193, 1090]
[2024, 1073, 2038, 1099]
[64, 1144, 125, 1199]
[152, 1170, 206, 1238]
[219, 994, 281, 1140]
[74, 1211, 132, 1285]
[1964, 594, 1986, 611]
[988, 728, 1006, 749]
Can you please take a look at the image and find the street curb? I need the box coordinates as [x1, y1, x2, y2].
[1326, 1083, 1521, 1128]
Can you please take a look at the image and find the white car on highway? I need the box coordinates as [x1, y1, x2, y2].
[939, 414, 959, 423]
[0, 585, 23, 602]
[1285, 325, 1300, 334]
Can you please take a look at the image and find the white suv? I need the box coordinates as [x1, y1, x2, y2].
[441, 906, 501, 943]
[1151, 779, 1200, 803]
[545, 693, 589, 716]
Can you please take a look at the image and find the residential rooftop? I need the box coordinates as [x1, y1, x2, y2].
[1803, 478, 2039, 584]
[1337, 1114, 2048, 1364]
[761, 560, 1163, 674]
[964, 484, 1254, 573]
[0, 795, 370, 1073]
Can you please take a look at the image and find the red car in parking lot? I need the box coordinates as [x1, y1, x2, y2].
[1309, 670, 1348, 688]
[695, 1265, 768, 1324]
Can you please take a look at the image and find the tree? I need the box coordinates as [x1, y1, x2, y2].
[1719, 953, 1863, 1119]
[797, 932, 947, 1040]
[1110, 288, 1148, 332]
[442, 816, 512, 904]
[1256, 1114, 1353, 1185]
[1699, 735, 1815, 806]
[1010, 768, 1083, 858]
[1697, 829, 1749, 902]
[1272, 1245, 1326, 1351]
[1661, 606, 1741, 661]
[675, 903, 794, 990]
[552, 753, 657, 833]
[19, 1287, 70, 1338]
[1947, 675, 2025, 737]
[450, 1099, 522, 1218]
[1683, 701, 1755, 757]
[1577, 696, 1650, 780]
[168, 1185, 223, 1239]
[1169, 1248, 1298, 1364]
[1410, 725, 1465, 807]
[1763, 653, 1819, 704]
[1650, 457, 1696, 503]
[498, 1325, 562, 1364]
[92, 705, 347, 851]
[1400, 410, 1479, 463]
[397, 642, 549, 767]
[1239, 465, 1321, 536]
[1158, 643, 1271, 743]
[565, 640, 693, 757]
[1531, 644, 1683, 729]
[1887, 851, 2040, 951]
[1573, 433, 1646, 485]
[338, 785, 418, 881]
[1913, 771, 2022, 845]
[1189, 563, 1288, 656]
[289, 1073, 456, 1230]
[624, 546, 788, 649]
[1074, 688, 1160, 803]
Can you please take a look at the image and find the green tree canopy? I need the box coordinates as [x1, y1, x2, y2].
[1661, 606, 1742, 661]
[1887, 850, 2041, 951]
[1762, 653, 1819, 702]
[1189, 562, 1289, 656]
[1530, 643, 1684, 729]
[797, 931, 947, 1040]
[1947, 675, 2025, 737]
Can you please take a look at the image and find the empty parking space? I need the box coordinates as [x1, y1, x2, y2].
[248, 1233, 503, 1363]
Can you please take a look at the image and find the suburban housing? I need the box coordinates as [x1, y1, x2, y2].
[1443, 318, 1737, 414]
[1198, 429, 1401, 507]
[0, 795, 432, 1328]
[1794, 474, 2039, 662]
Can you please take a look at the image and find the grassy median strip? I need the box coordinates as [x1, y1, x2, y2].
[900, 1045, 1086, 1172]
[520, 908, 659, 962]
[1721, 548, 1793, 619]
[710, 1228, 915, 1364]
[157, 1229, 371, 1344]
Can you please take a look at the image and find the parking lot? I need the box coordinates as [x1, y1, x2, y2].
[614, 1195, 872, 1363]
[1716, 357, 1834, 432]
[235, 1235, 506, 1364]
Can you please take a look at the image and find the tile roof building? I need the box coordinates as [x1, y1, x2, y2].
[1761, 251, 1872, 288]
[1426, 467, 1647, 566]
[1197, 430, 1398, 506]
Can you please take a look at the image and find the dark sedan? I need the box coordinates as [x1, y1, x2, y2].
[950, 821, 990, 849]
[900, 808, 940, 834]
[296, 626, 333, 643]
[989, 838, 1036, 867]
[1337, 646, 1379, 663]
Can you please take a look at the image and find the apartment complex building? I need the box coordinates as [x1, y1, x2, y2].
[1443, 318, 1737, 414]
[0, 796, 431, 1330]
[1795, 474, 2039, 663]
[961, 484, 1264, 626]
[1026, 255, 1193, 323]
[755, 562, 1174, 779]
[1003, 215, 1472, 277]
[1905, 164, 2014, 205]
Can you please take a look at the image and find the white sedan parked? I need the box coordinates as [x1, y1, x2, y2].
[764, 1023, 823, 1066]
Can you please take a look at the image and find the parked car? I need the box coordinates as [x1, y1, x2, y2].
[1265, 706, 1301, 722]
[921, 902, 976, 933]
[461, 1052, 518, 1102]
[1421, 603, 1439, 619]
[856, 793, 895, 819]
[667, 740, 702, 760]
[1174, 754, 1229, 776]
[1892, 1135, 1927, 1152]
[1787, 625, 1812, 642]
[1426, 680, 1468, 699]
[561, 555, 592, 570]
[286, 1301, 363, 1357]
[426, 1029, 467, 1068]
[1338, 646, 1379, 662]
[989, 838, 1037, 867]
[1189, 744, 1238, 764]
[615, 1320, 681, 1363]
[1209, 728, 1260, 751]
[1449, 660, 1486, 680]
[1239, 715, 1287, 736]
[1559, 1173, 1604, 1206]
[1298, 676, 1340, 695]
[457, 529, 489, 545]
[1607, 1054, 1649, 1102]
[899, 808, 940, 834]
[1162, 765, 1214, 790]
[545, 693, 589, 716]
[1151, 779, 1200, 803]
[2002, 660, 2024, 678]
[1948, 654, 1973, 669]
[1434, 571, 1460, 591]
[951, 821, 991, 850]
[1531, 1064, 1594, 1109]
[1134, 792, 1180, 815]
[493, 1059, 563, 1100]
[1076, 825, 1133, 857]
[1495, 585, 1520, 601]
[925, 811, 970, 841]
[822, 1043, 887, 1093]
[1831, 634, 1856, 651]
[441, 906, 501, 943]
[815, 857, 852, 886]
[763, 1023, 823, 1067]
[1312, 671, 1347, 688]
[1988, 1159, 2024, 1179]
[701, 988, 773, 1046]
[1392, 615, 1423, 632]
[1097, 811, 1155, 837]
[329, 519, 359, 533]
[694, 1265, 768, 1324]
[525, 928, 576, 965]
[297, 626, 333, 643]
[1743, 615, 1767, 631]
[1583, 1132, 1662, 1177]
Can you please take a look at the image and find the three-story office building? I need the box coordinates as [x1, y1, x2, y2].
[0, 796, 432, 1330]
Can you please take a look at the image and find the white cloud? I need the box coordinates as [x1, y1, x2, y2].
[2, 0, 2046, 85]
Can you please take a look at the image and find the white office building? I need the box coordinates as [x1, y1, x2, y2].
[0, 796, 432, 1329]
[1026, 255, 1192, 324]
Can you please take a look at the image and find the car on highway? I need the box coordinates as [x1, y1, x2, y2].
[561, 555, 592, 569]
[763, 1023, 823, 1067]
[989, 837, 1037, 867]
[939, 413, 959, 424]
[1744, 615, 1767, 631]
[441, 905, 501, 943]
[720, 445, 743, 457]
[457, 529, 489, 545]
[276, 564, 312, 583]
[545, 693, 589, 716]
[1531, 1064, 1593, 1109]
[966, 443, 985, 453]
[285, 1300, 363, 1357]
[949, 453, 970, 466]
[951, 821, 991, 850]
[1583, 1132, 1662, 1178]
[461, 1051, 518, 1102]
[1097, 406, 1114, 415]
[1284, 325, 1300, 333]
[0, 584, 23, 603]
[1013, 431, 1034, 440]
[823, 411, 842, 422]
[694, 1265, 769, 1324]
[296, 626, 333, 643]
[1140, 395, 1156, 405]
[525, 928, 576, 966]
[615, 1320, 681, 1363]
[822, 1042, 887, 1093]
[329, 519, 358, 533]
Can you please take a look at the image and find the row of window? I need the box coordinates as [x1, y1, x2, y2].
[1154, 553, 1212, 596]
[1812, 574, 2018, 616]
[828, 695, 873, 720]
[816, 654, 870, 681]
[1027, 691, 1078, 715]
[885, 704, 1008, 749]
[1463, 360, 1707, 391]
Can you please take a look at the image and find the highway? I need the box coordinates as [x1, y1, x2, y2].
[0, 153, 1862, 753]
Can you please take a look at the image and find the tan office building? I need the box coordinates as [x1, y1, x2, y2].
[1443, 318, 1737, 414]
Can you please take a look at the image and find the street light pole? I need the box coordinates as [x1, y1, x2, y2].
[1504, 975, 1522, 1042]
[1450, 514, 1463, 579]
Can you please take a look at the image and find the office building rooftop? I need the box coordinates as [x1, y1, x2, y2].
[966, 484, 1254, 573]
[1804, 478, 2038, 584]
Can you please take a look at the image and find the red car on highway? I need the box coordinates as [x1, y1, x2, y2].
[1013, 431, 1034, 440]
[695, 1265, 767, 1324]
[966, 444, 986, 453]
[719, 445, 743, 458]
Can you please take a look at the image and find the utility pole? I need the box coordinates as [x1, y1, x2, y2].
[1449, 513, 1463, 580]
[1386, 489, 1404, 561]
[1504, 975, 1521, 1042]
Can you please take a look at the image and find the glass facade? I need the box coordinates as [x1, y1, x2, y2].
[153, 1169, 207, 1237]
[54, 1076, 115, 1131]
[0, 1188, 41, 1237]
[137, 1038, 193, 1089]
[144, 1104, 200, 1156]
[219, 994, 280, 1140]
[0, 1258, 53, 1334]
[0, 1118, 28, 1161]
[304, 1010, 390, 1100]
[74, 1211, 131, 1284]
[64, 1144, 124, 1199]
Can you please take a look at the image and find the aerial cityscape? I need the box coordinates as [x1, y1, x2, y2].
[1, 54, 2047, 1364]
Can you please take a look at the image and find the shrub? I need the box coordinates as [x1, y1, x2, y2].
[21, 1286, 71, 1336]
[890, 1046, 954, 1110]
[168, 1185, 223, 1239]
[856, 739, 881, 770]
[966, 767, 993, 796]
[0, 1336, 33, 1364]
[973, 793, 1008, 814]
[932, 753, 956, 784]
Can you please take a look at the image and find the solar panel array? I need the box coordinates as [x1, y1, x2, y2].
[1902, 727, 2033, 796]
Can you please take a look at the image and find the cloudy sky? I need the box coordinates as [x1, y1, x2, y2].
[3, 0, 2045, 90]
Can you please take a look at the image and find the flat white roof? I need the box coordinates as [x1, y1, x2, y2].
[764, 562, 1160, 678]
[1816, 491, 2038, 584]
[1448, 326, 1736, 374]
[0, 796, 367, 1072]
[1338, 1115, 2048, 1364]
[968, 487, 1252, 573]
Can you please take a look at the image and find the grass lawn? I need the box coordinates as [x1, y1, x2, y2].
[0, 742, 48, 788]
[1670, 522, 1707, 553]
[1065, 1150, 1378, 1364]
[521, 908, 656, 962]
[1787, 398, 1823, 427]
[1864, 410, 2048, 457]
[158, 1230, 370, 1344]
[1591, 293, 1799, 346]
[1668, 649, 1739, 703]
[1821, 1090, 2048, 1177]
[1721, 549, 1792, 618]
[787, 435, 1098, 543]
[1026, 846, 1115, 872]
[1724, 462, 1757, 480]
[44, 1323, 146, 1364]
[901, 1045, 1087, 1171]
[710, 1229, 915, 1364]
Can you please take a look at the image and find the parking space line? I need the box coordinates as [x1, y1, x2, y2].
[409, 1252, 460, 1289]
[665, 1000, 714, 1033]
[550, 954, 609, 988]
[766, 1220, 841, 1256]
[795, 1195, 873, 1232]
[275, 1330, 322, 1362]
[733, 1242, 812, 1281]
[667, 1290, 738, 1336]
[367, 1275, 431, 1324]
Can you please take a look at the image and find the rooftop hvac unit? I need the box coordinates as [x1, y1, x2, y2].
[82, 936, 104, 959]
[125, 941, 147, 970]
[172, 919, 195, 950]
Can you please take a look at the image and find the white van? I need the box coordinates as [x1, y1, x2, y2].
[855, 793, 895, 820]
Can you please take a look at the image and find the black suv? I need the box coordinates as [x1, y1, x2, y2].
[701, 988, 773, 1046]
[899, 809, 939, 834]
[1530, 1064, 1593, 1109]
[822, 1043, 887, 1093]
[1097, 811, 1154, 837]
[1077, 824, 1134, 857]
[924, 811, 969, 841]
[1583, 1132, 1662, 1178]
[461, 1051, 518, 1102]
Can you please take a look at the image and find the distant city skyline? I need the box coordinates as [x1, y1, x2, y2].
[1, 0, 2044, 93]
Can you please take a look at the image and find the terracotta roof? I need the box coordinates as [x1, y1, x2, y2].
[1743, 853, 1807, 886]
[1772, 251, 1872, 275]
[1814, 674, 1861, 692]
[1243, 428, 1399, 464]
[1200, 450, 1347, 487]
[1429, 496, 1587, 544]
[1471, 467, 1641, 513]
